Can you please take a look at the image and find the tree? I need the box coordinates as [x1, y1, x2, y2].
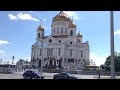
[104, 52, 120, 72]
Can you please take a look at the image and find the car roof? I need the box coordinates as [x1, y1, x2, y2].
[60, 72, 75, 76]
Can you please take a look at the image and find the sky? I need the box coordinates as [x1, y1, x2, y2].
[0, 11, 120, 66]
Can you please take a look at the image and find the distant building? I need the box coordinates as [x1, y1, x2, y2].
[16, 59, 31, 70]
[31, 11, 90, 70]
[85, 59, 99, 71]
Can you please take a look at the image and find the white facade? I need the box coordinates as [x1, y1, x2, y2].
[31, 11, 90, 70]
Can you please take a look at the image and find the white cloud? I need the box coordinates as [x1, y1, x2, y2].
[8, 13, 39, 22]
[43, 18, 47, 21]
[0, 40, 9, 45]
[0, 50, 6, 54]
[63, 11, 80, 20]
[114, 30, 120, 35]
[90, 53, 109, 66]
[8, 14, 17, 20]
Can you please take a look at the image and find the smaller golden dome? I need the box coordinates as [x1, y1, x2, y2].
[69, 21, 76, 28]
[37, 25, 44, 31]
[77, 32, 82, 37]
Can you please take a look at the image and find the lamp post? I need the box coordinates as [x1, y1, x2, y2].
[110, 11, 115, 79]
[40, 41, 44, 75]
[26, 59, 28, 69]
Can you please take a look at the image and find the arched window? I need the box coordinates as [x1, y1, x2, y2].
[59, 40, 61, 43]
[70, 30, 73, 36]
[57, 27, 59, 33]
[38, 33, 40, 38]
[61, 27, 63, 33]
[54, 28, 55, 33]
[42, 33, 44, 38]
[49, 39, 52, 43]
[65, 28, 67, 34]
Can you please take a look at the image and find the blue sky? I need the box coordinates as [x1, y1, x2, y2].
[0, 11, 120, 66]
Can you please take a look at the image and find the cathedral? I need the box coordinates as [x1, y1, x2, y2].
[31, 11, 90, 70]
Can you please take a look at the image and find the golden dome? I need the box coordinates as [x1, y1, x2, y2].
[69, 21, 76, 28]
[52, 11, 71, 22]
[37, 25, 44, 31]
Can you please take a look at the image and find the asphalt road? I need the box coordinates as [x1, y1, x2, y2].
[0, 72, 99, 79]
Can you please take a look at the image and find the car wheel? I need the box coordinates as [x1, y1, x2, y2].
[35, 76, 38, 79]
[23, 76, 27, 79]
[53, 77, 56, 79]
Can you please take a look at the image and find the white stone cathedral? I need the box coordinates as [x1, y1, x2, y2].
[31, 11, 90, 70]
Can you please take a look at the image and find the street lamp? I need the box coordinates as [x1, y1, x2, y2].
[26, 59, 28, 69]
[110, 11, 115, 79]
[39, 41, 44, 75]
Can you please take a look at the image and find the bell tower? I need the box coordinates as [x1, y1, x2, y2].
[69, 18, 76, 37]
[77, 31, 82, 43]
[37, 20, 44, 41]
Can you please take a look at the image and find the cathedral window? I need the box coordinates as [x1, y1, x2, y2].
[57, 27, 59, 33]
[70, 49, 72, 57]
[68, 58, 74, 62]
[59, 40, 61, 43]
[49, 39, 52, 43]
[61, 27, 63, 33]
[47, 48, 53, 56]
[65, 28, 67, 34]
[40, 49, 41, 56]
[42, 33, 44, 38]
[58, 48, 61, 56]
[70, 30, 73, 36]
[50, 48, 53, 56]
[47, 49, 50, 56]
[54, 28, 55, 33]
[38, 33, 40, 38]
[81, 50, 83, 58]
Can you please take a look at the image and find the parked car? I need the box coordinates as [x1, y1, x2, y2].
[53, 72, 81, 79]
[23, 70, 44, 79]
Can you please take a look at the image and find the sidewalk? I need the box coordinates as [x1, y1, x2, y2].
[93, 76, 120, 79]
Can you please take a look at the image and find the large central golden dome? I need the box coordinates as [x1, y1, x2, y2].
[52, 11, 71, 22]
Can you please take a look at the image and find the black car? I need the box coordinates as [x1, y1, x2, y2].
[23, 70, 44, 79]
[53, 72, 80, 79]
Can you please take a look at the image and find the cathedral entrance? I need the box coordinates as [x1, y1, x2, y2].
[58, 60, 61, 68]
[54, 61, 56, 66]
[38, 60, 41, 68]
[50, 60, 52, 65]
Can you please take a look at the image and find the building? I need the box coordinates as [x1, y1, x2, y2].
[85, 59, 99, 71]
[31, 11, 90, 70]
[16, 59, 31, 71]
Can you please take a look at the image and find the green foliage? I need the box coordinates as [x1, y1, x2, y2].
[104, 52, 120, 72]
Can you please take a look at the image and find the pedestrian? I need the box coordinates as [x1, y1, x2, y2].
[98, 74, 100, 79]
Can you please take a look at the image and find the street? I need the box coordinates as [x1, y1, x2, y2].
[0, 72, 99, 79]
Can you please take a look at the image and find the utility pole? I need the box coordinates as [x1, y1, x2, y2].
[110, 11, 115, 79]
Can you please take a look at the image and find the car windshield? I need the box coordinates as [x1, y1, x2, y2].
[26, 70, 33, 73]
[68, 74, 75, 77]
[60, 73, 74, 76]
